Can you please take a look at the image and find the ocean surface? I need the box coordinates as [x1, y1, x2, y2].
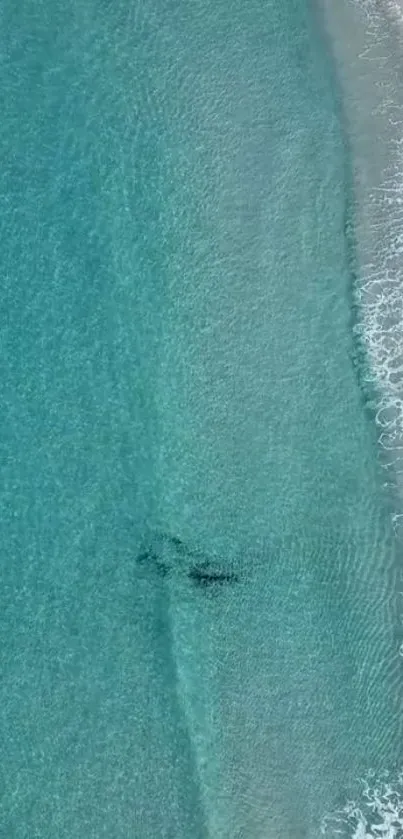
[1, 1, 403, 837]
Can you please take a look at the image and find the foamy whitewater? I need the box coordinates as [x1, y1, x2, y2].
[321, 771, 403, 837]
[318, 0, 403, 835]
[321, 0, 403, 520]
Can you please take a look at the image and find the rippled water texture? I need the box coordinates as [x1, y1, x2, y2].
[319, 0, 403, 518]
[318, 0, 403, 835]
[0, 1, 402, 837]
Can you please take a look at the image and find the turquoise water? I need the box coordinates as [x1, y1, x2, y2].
[0, 1, 402, 837]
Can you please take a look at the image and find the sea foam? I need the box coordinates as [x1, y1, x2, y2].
[354, 0, 403, 538]
[320, 0, 403, 534]
[321, 770, 403, 838]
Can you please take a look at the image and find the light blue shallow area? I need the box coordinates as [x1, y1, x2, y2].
[0, 1, 402, 837]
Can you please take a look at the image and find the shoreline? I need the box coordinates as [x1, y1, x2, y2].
[317, 0, 403, 531]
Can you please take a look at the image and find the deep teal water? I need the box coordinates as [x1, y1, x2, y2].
[0, 1, 402, 837]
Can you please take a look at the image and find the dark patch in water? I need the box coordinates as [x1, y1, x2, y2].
[188, 562, 239, 588]
[136, 547, 158, 565]
[154, 560, 169, 578]
[167, 534, 187, 552]
[137, 533, 239, 589]
[136, 547, 169, 578]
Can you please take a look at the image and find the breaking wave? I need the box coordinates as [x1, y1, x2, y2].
[345, 0, 403, 537]
[321, 771, 403, 838]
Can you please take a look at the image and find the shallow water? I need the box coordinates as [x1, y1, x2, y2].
[319, 0, 403, 507]
[0, 1, 402, 837]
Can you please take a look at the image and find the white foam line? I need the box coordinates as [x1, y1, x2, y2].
[384, 0, 403, 26]
[333, 0, 403, 522]
[315, 6, 403, 829]
[321, 770, 403, 838]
